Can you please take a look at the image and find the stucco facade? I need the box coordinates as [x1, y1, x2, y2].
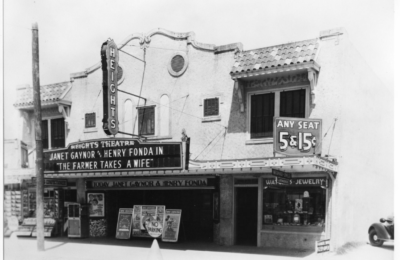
[11, 27, 393, 251]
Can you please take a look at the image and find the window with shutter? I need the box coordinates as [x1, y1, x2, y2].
[42, 120, 49, 149]
[248, 87, 307, 141]
[204, 98, 219, 117]
[280, 89, 305, 118]
[85, 113, 96, 128]
[250, 93, 275, 138]
[138, 107, 155, 136]
[51, 118, 65, 148]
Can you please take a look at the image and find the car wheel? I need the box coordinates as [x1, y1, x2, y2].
[369, 229, 384, 247]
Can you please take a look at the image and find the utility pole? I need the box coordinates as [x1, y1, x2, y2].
[32, 22, 45, 251]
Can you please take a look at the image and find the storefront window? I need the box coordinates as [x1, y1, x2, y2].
[263, 179, 326, 229]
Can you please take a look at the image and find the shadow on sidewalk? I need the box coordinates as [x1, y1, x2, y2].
[12, 236, 315, 258]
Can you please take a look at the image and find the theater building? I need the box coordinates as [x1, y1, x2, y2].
[12, 27, 393, 251]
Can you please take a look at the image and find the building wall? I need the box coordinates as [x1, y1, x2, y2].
[4, 139, 23, 169]
[312, 28, 393, 249]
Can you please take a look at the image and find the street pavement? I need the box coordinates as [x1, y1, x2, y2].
[3, 234, 394, 260]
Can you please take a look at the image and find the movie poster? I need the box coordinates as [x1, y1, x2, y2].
[131, 205, 165, 238]
[88, 193, 105, 217]
[162, 209, 182, 242]
[116, 208, 133, 239]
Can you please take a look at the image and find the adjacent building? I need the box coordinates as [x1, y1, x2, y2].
[11, 27, 393, 251]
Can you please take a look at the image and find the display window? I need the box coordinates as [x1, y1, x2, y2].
[263, 182, 326, 231]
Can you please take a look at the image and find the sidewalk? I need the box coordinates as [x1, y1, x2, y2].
[4, 234, 318, 260]
[4, 234, 394, 260]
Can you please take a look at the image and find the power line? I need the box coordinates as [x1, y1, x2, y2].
[194, 128, 227, 160]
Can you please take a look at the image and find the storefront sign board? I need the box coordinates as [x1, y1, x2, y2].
[116, 208, 133, 239]
[101, 39, 119, 136]
[273, 117, 322, 156]
[265, 177, 328, 187]
[272, 169, 292, 179]
[162, 209, 182, 242]
[88, 193, 105, 217]
[132, 205, 165, 238]
[276, 177, 291, 185]
[87, 178, 214, 190]
[43, 139, 183, 173]
[30, 178, 68, 187]
[316, 239, 330, 253]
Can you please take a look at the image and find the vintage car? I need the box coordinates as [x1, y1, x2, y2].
[368, 216, 394, 247]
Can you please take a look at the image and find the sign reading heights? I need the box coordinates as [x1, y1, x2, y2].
[43, 139, 182, 173]
[101, 39, 119, 136]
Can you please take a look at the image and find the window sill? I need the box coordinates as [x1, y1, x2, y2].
[262, 224, 324, 233]
[246, 138, 273, 145]
[84, 127, 98, 133]
[202, 116, 221, 122]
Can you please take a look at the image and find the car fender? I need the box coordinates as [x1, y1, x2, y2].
[369, 223, 391, 240]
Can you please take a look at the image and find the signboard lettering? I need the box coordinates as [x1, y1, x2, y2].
[265, 177, 329, 187]
[30, 178, 67, 187]
[273, 117, 322, 156]
[101, 39, 119, 135]
[86, 178, 212, 190]
[116, 208, 133, 239]
[43, 139, 182, 173]
[276, 177, 290, 185]
[272, 169, 292, 179]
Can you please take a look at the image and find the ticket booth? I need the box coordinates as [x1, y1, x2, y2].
[68, 203, 89, 238]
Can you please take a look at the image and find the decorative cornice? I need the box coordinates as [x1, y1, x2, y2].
[244, 73, 309, 89]
[71, 28, 242, 80]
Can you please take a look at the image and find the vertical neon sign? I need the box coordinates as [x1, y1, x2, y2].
[101, 39, 119, 135]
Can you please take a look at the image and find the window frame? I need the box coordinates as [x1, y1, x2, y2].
[246, 84, 310, 144]
[42, 116, 66, 150]
[203, 97, 220, 117]
[201, 96, 222, 122]
[85, 113, 96, 128]
[137, 105, 156, 136]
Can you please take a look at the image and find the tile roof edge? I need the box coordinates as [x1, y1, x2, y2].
[240, 38, 319, 53]
[230, 61, 320, 78]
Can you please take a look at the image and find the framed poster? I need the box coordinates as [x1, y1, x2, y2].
[116, 208, 133, 239]
[131, 205, 165, 238]
[162, 209, 182, 242]
[88, 193, 105, 217]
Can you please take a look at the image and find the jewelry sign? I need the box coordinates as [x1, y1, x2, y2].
[101, 39, 119, 136]
[273, 117, 322, 156]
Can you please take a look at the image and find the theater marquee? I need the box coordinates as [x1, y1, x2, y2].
[43, 139, 183, 173]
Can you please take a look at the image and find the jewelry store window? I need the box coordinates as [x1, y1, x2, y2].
[262, 178, 327, 232]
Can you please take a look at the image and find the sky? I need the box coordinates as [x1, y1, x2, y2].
[2, 0, 394, 140]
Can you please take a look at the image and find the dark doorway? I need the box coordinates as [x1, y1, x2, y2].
[236, 187, 258, 246]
